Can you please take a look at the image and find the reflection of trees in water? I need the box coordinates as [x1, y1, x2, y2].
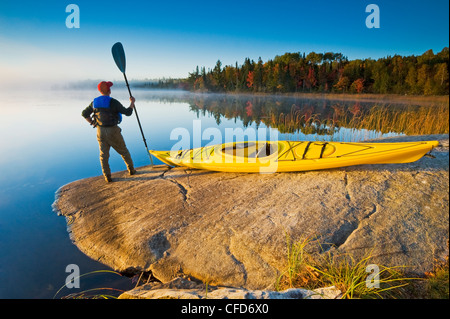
[187, 95, 449, 136]
[135, 91, 448, 136]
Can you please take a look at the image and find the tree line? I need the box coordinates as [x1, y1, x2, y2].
[181, 48, 448, 95]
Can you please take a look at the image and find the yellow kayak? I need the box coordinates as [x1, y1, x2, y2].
[149, 140, 439, 173]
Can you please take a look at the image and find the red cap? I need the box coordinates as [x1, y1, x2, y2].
[97, 81, 113, 94]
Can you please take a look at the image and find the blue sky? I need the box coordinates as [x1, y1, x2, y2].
[0, 0, 448, 87]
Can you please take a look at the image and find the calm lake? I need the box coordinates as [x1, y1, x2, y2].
[1, 87, 441, 298]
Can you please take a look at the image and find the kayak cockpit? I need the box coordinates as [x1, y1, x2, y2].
[220, 141, 280, 159]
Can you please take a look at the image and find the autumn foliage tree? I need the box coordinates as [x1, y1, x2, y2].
[246, 71, 254, 89]
[185, 48, 449, 95]
[351, 78, 365, 93]
[334, 76, 350, 92]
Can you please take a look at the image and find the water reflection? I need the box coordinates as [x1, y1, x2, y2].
[134, 90, 449, 142]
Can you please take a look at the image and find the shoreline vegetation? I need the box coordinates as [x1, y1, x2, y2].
[136, 48, 449, 97]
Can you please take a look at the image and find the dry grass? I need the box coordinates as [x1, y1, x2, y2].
[345, 103, 449, 135]
[274, 103, 449, 136]
[275, 235, 447, 299]
[53, 270, 127, 299]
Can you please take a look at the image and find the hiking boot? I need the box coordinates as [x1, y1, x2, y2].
[129, 168, 137, 176]
[105, 175, 112, 183]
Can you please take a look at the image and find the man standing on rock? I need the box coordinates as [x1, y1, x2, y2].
[82, 81, 137, 183]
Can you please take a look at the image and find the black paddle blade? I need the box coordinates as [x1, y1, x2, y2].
[112, 42, 126, 73]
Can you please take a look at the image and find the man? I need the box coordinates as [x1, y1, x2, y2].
[82, 81, 136, 183]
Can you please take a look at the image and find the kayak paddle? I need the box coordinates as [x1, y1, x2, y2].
[111, 42, 154, 167]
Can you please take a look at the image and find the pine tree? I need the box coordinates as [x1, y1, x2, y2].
[254, 57, 264, 91]
[211, 60, 222, 90]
